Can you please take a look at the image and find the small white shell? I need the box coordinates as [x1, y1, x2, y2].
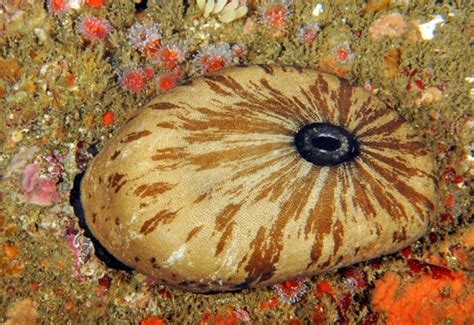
[197, 0, 248, 23]
[203, 0, 215, 17]
[197, 0, 206, 10]
[213, 0, 227, 14]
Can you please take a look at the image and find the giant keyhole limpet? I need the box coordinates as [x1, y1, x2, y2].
[75, 65, 437, 293]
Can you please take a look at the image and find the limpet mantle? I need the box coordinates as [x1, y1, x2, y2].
[79, 65, 437, 293]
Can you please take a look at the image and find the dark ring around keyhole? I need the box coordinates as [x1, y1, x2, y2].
[294, 122, 360, 166]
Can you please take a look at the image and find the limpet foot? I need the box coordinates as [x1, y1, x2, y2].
[71, 173, 132, 271]
[79, 65, 437, 293]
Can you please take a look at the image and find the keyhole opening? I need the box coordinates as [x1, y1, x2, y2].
[294, 122, 360, 166]
[311, 136, 341, 152]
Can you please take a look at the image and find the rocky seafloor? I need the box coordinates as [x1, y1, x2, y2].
[0, 1, 473, 324]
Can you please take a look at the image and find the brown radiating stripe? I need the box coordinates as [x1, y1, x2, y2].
[180, 105, 292, 135]
[351, 99, 387, 134]
[317, 74, 329, 93]
[243, 226, 276, 284]
[334, 78, 354, 127]
[355, 160, 407, 222]
[364, 150, 433, 179]
[133, 182, 174, 198]
[291, 94, 319, 123]
[204, 74, 245, 93]
[303, 83, 331, 121]
[153, 161, 185, 172]
[151, 147, 186, 161]
[150, 102, 180, 110]
[215, 221, 236, 256]
[251, 158, 300, 203]
[259, 79, 293, 108]
[193, 192, 207, 204]
[298, 87, 326, 122]
[253, 79, 310, 126]
[230, 151, 293, 182]
[392, 227, 407, 243]
[233, 101, 298, 134]
[155, 121, 175, 129]
[199, 74, 310, 129]
[108, 172, 127, 193]
[351, 169, 378, 223]
[357, 115, 405, 138]
[188, 142, 286, 171]
[213, 204, 242, 256]
[258, 64, 274, 75]
[110, 150, 121, 161]
[332, 219, 344, 257]
[267, 161, 302, 203]
[350, 96, 373, 127]
[246, 167, 320, 279]
[184, 132, 226, 144]
[204, 79, 233, 96]
[120, 130, 152, 143]
[215, 204, 241, 232]
[338, 167, 350, 218]
[140, 210, 177, 235]
[185, 225, 204, 242]
[363, 156, 434, 217]
[275, 167, 320, 224]
[305, 168, 337, 266]
[305, 168, 336, 238]
[292, 65, 304, 73]
[123, 112, 139, 126]
[362, 140, 429, 156]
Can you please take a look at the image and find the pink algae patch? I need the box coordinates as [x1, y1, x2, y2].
[21, 163, 60, 206]
[372, 271, 474, 325]
[369, 13, 408, 40]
